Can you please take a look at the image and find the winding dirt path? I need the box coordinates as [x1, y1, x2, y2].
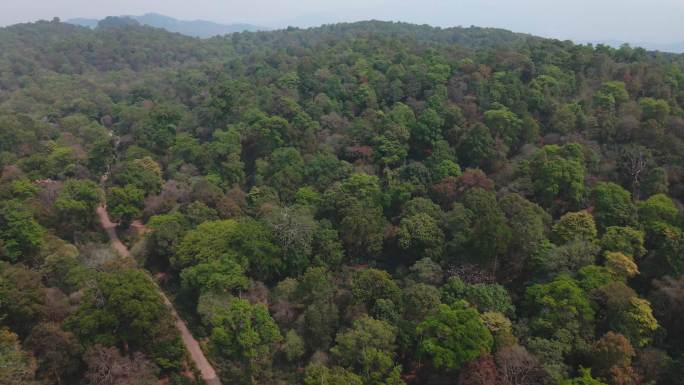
[96, 204, 222, 385]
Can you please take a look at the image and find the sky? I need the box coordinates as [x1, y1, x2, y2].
[1, 0, 683, 45]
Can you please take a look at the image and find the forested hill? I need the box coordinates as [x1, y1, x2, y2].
[2, 18, 684, 385]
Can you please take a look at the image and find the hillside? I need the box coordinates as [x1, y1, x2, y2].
[2, 19, 684, 385]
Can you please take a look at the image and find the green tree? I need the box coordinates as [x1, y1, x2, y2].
[524, 275, 595, 340]
[303, 301, 340, 351]
[397, 213, 444, 261]
[591, 182, 636, 230]
[180, 254, 249, 297]
[172, 219, 239, 270]
[552, 211, 597, 244]
[458, 123, 495, 168]
[441, 277, 515, 316]
[255, 147, 305, 201]
[0, 200, 43, 262]
[484, 104, 523, 147]
[208, 298, 282, 382]
[173, 219, 281, 281]
[112, 157, 163, 196]
[107, 184, 145, 227]
[402, 283, 441, 321]
[562, 368, 607, 385]
[639, 97, 670, 124]
[147, 213, 188, 264]
[637, 193, 678, 233]
[304, 363, 363, 385]
[282, 330, 305, 363]
[610, 297, 659, 348]
[352, 268, 402, 312]
[529, 144, 586, 210]
[461, 188, 512, 273]
[601, 226, 646, 258]
[416, 301, 493, 371]
[54, 179, 102, 236]
[65, 269, 183, 369]
[331, 315, 398, 367]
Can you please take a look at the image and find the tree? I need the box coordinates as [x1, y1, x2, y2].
[411, 108, 444, 151]
[0, 262, 44, 336]
[25, 322, 82, 385]
[54, 179, 103, 236]
[0, 328, 37, 385]
[604, 252, 639, 280]
[601, 227, 645, 258]
[180, 254, 249, 297]
[146, 212, 188, 263]
[303, 300, 340, 351]
[83, 345, 158, 385]
[591, 182, 636, 230]
[534, 239, 600, 277]
[311, 220, 345, 267]
[112, 157, 163, 196]
[611, 297, 658, 348]
[409, 257, 444, 285]
[458, 354, 502, 385]
[650, 276, 684, 350]
[328, 174, 388, 260]
[552, 211, 597, 244]
[172, 219, 239, 270]
[173, 219, 281, 281]
[331, 315, 398, 367]
[352, 268, 402, 312]
[495, 345, 547, 385]
[255, 147, 305, 201]
[562, 368, 607, 385]
[65, 269, 183, 369]
[484, 104, 523, 148]
[282, 330, 305, 363]
[458, 123, 495, 168]
[594, 81, 629, 110]
[637, 194, 678, 233]
[0, 200, 43, 262]
[304, 363, 363, 385]
[524, 275, 595, 340]
[416, 301, 493, 371]
[231, 218, 282, 281]
[397, 213, 444, 261]
[460, 188, 511, 273]
[304, 151, 352, 191]
[639, 97, 669, 124]
[441, 277, 515, 316]
[593, 332, 635, 375]
[265, 206, 316, 275]
[528, 144, 586, 210]
[208, 298, 282, 382]
[481, 311, 517, 349]
[402, 283, 441, 321]
[107, 184, 145, 227]
[499, 192, 550, 261]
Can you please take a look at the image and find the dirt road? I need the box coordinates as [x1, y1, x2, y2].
[96, 204, 222, 385]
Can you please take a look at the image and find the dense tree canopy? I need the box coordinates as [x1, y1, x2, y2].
[2, 17, 684, 385]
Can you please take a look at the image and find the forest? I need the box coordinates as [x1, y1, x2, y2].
[2, 16, 684, 385]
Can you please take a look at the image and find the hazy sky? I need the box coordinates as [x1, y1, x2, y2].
[2, 0, 683, 44]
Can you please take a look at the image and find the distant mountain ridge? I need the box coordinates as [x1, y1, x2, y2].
[66, 12, 267, 38]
